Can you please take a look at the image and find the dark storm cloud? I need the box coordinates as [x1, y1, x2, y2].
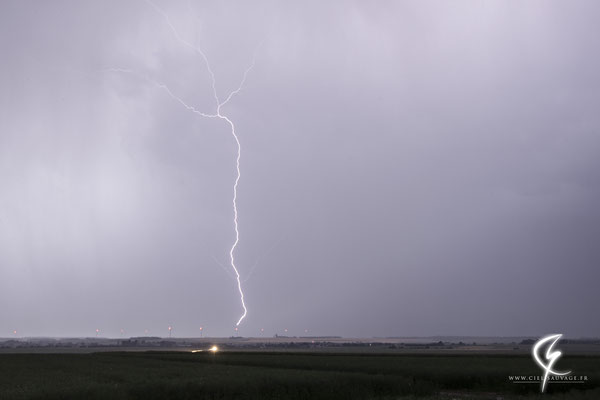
[0, 0, 599, 338]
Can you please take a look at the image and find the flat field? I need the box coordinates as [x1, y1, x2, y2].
[0, 351, 598, 399]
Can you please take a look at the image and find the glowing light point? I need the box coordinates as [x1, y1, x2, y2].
[210, 345, 219, 352]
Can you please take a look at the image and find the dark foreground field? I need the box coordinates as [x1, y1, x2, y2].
[0, 351, 598, 400]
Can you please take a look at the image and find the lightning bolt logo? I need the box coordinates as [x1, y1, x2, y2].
[532, 334, 572, 393]
[107, 1, 256, 326]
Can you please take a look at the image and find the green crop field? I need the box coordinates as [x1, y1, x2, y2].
[0, 351, 598, 399]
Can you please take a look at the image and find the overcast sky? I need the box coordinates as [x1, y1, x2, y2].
[1, 0, 599, 338]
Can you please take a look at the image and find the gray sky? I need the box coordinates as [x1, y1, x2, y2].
[1, 0, 599, 338]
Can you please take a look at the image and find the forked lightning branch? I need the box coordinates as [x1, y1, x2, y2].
[107, 0, 255, 327]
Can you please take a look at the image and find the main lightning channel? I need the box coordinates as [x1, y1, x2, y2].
[143, 0, 252, 326]
[220, 115, 246, 326]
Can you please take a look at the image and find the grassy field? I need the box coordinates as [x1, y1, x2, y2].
[0, 351, 598, 399]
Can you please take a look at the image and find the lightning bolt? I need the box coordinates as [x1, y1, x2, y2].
[107, 1, 256, 326]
